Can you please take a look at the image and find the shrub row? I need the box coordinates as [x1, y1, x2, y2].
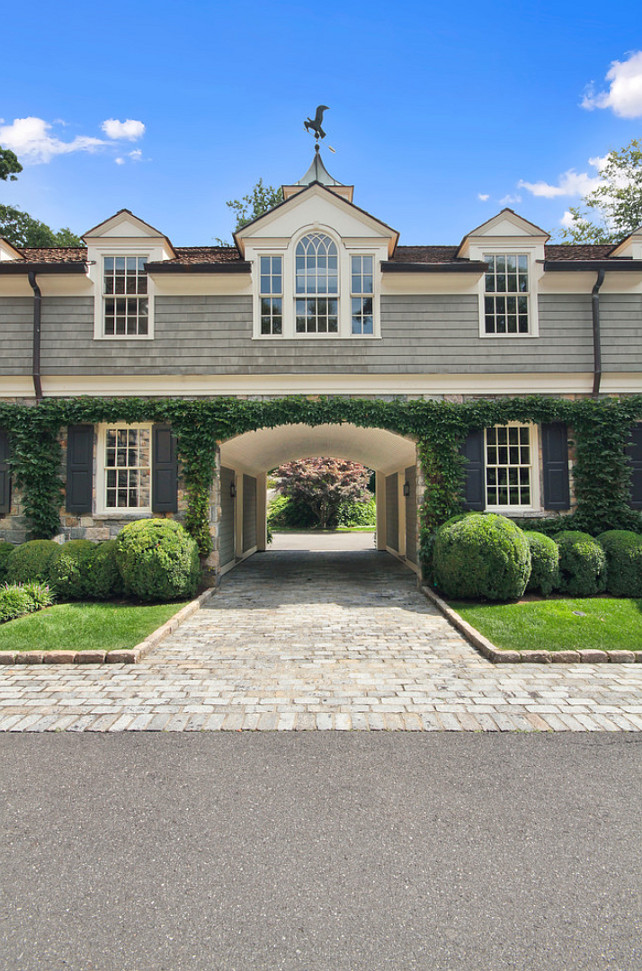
[0, 520, 201, 604]
[428, 514, 642, 602]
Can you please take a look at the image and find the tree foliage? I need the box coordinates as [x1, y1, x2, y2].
[558, 139, 642, 245]
[275, 458, 371, 529]
[0, 204, 83, 248]
[0, 146, 22, 182]
[226, 178, 283, 232]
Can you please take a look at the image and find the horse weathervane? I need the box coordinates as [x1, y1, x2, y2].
[304, 105, 329, 142]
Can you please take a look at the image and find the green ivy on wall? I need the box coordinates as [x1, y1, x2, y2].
[1, 394, 641, 556]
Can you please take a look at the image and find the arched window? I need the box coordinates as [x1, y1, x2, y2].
[295, 233, 338, 334]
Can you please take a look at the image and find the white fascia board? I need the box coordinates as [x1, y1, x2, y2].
[0, 239, 24, 261]
[82, 210, 175, 255]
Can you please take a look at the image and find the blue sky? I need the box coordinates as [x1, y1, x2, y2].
[2, 0, 641, 247]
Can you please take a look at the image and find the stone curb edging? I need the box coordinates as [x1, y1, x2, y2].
[421, 585, 641, 664]
[0, 587, 217, 666]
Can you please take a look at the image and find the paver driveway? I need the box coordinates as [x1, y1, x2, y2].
[1, 548, 641, 732]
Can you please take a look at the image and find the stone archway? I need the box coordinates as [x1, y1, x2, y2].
[214, 422, 420, 578]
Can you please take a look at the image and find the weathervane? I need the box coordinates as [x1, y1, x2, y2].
[303, 105, 336, 153]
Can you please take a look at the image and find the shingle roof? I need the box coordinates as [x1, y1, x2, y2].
[157, 246, 243, 265]
[544, 244, 615, 261]
[17, 247, 87, 263]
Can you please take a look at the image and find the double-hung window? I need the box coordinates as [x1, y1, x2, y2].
[103, 426, 151, 511]
[259, 256, 283, 335]
[485, 424, 533, 508]
[103, 256, 148, 336]
[351, 256, 374, 335]
[483, 254, 529, 334]
[295, 233, 338, 334]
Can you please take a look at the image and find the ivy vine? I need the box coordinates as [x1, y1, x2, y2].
[1, 394, 641, 556]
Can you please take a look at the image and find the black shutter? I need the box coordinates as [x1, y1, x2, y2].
[66, 425, 93, 514]
[542, 422, 570, 510]
[626, 424, 642, 509]
[0, 430, 11, 515]
[152, 424, 178, 513]
[461, 429, 485, 510]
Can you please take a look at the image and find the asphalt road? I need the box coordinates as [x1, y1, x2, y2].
[1, 733, 640, 971]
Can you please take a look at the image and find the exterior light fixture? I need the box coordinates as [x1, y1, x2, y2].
[403, 481, 411, 497]
[230, 481, 237, 499]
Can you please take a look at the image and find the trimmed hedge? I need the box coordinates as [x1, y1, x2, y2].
[0, 541, 14, 583]
[525, 531, 560, 596]
[598, 530, 642, 597]
[84, 540, 123, 601]
[116, 519, 200, 602]
[433, 513, 531, 602]
[5, 539, 59, 585]
[49, 539, 95, 600]
[557, 531, 607, 597]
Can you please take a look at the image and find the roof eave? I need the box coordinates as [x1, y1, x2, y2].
[544, 259, 642, 272]
[0, 262, 88, 275]
[382, 261, 487, 273]
[146, 261, 251, 274]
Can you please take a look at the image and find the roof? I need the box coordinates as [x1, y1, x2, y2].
[294, 147, 343, 187]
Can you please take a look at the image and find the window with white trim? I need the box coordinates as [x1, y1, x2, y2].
[295, 232, 338, 334]
[259, 256, 283, 335]
[485, 425, 532, 507]
[483, 254, 529, 334]
[103, 426, 151, 510]
[351, 255, 374, 335]
[103, 256, 149, 336]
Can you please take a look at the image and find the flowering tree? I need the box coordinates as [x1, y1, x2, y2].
[275, 458, 371, 529]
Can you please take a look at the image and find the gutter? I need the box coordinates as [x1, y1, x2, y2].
[591, 269, 606, 398]
[145, 261, 251, 274]
[382, 261, 487, 274]
[0, 262, 87, 275]
[27, 271, 43, 402]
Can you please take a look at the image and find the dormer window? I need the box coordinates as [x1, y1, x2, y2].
[259, 256, 283, 335]
[351, 256, 374, 335]
[295, 233, 338, 334]
[102, 256, 149, 337]
[483, 254, 529, 334]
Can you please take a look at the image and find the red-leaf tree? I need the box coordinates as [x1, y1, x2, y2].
[275, 458, 371, 529]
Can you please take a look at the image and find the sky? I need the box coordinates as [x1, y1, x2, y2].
[2, 0, 642, 247]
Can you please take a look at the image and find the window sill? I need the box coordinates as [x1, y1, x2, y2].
[93, 335, 154, 342]
[486, 506, 539, 516]
[478, 332, 539, 339]
[93, 510, 153, 519]
[251, 334, 383, 341]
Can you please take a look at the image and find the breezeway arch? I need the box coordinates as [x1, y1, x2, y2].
[214, 423, 420, 577]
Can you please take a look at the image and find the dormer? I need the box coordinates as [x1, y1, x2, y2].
[83, 210, 175, 340]
[609, 225, 642, 260]
[458, 209, 550, 339]
[234, 181, 398, 340]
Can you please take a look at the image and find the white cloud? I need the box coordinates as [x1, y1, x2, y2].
[101, 118, 145, 140]
[128, 149, 143, 161]
[499, 193, 522, 205]
[115, 157, 125, 165]
[0, 117, 104, 163]
[560, 210, 576, 228]
[477, 193, 490, 201]
[582, 50, 642, 118]
[518, 168, 602, 199]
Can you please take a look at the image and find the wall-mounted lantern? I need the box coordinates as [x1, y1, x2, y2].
[230, 481, 237, 499]
[403, 481, 411, 497]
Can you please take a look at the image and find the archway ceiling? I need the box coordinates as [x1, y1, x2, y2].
[219, 423, 416, 475]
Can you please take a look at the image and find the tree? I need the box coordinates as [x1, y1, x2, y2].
[226, 178, 283, 232]
[559, 138, 642, 245]
[0, 204, 82, 248]
[0, 146, 22, 182]
[275, 458, 371, 530]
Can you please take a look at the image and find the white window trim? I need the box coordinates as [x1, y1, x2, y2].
[89, 245, 157, 341]
[484, 422, 541, 514]
[96, 422, 153, 514]
[475, 247, 541, 339]
[251, 225, 382, 340]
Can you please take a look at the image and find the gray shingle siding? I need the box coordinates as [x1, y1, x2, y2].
[0, 290, 639, 376]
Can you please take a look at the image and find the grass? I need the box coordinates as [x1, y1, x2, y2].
[0, 601, 190, 653]
[272, 526, 376, 533]
[449, 597, 642, 652]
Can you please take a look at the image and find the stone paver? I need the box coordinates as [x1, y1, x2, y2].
[0, 550, 641, 732]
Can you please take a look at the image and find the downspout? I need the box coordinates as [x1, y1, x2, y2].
[27, 270, 43, 401]
[591, 268, 605, 398]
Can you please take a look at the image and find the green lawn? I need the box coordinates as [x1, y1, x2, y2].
[450, 597, 642, 652]
[0, 601, 190, 653]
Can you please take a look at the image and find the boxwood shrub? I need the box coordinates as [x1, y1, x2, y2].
[116, 519, 200, 602]
[0, 541, 15, 583]
[597, 530, 642, 597]
[556, 531, 607, 597]
[5, 539, 59, 585]
[433, 513, 531, 602]
[525, 531, 560, 596]
[0, 581, 54, 624]
[84, 540, 123, 601]
[49, 539, 95, 601]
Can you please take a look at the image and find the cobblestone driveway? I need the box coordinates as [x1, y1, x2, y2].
[1, 550, 641, 732]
